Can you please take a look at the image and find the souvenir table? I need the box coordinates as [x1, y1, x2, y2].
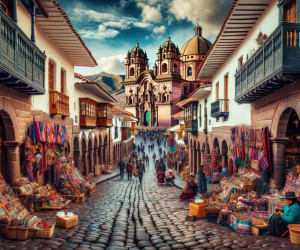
[13, 177, 70, 211]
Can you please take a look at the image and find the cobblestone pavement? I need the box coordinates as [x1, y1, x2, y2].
[0, 136, 296, 249]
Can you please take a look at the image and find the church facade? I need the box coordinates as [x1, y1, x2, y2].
[122, 25, 212, 128]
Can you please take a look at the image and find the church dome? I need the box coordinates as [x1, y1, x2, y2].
[161, 36, 179, 53]
[131, 43, 145, 57]
[180, 25, 212, 56]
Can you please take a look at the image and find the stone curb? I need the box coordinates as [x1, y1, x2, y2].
[95, 173, 120, 186]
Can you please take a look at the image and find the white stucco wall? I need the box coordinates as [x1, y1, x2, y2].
[198, 0, 279, 132]
[112, 115, 124, 143]
[17, 4, 75, 117]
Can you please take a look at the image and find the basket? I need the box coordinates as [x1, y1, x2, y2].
[56, 215, 78, 229]
[206, 207, 220, 222]
[189, 203, 206, 219]
[288, 224, 300, 245]
[28, 222, 55, 239]
[7, 227, 28, 240]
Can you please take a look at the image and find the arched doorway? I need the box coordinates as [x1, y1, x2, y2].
[144, 110, 151, 126]
[103, 136, 108, 165]
[213, 138, 219, 151]
[73, 137, 80, 170]
[94, 136, 98, 166]
[81, 138, 87, 176]
[0, 111, 16, 184]
[88, 139, 93, 173]
[99, 135, 102, 165]
[222, 140, 228, 170]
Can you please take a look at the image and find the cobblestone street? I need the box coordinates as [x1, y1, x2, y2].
[0, 136, 296, 250]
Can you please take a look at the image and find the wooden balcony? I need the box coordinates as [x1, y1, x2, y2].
[185, 120, 198, 133]
[0, 9, 46, 94]
[49, 91, 69, 116]
[211, 99, 229, 119]
[80, 98, 96, 128]
[96, 103, 113, 127]
[235, 23, 300, 104]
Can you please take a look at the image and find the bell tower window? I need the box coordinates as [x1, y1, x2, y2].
[162, 63, 167, 73]
[130, 68, 135, 76]
[188, 67, 192, 76]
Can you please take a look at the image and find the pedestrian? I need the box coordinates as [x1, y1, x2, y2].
[264, 192, 300, 237]
[156, 158, 166, 184]
[136, 158, 145, 184]
[118, 158, 126, 180]
[133, 143, 136, 151]
[140, 141, 143, 147]
[137, 145, 140, 154]
[153, 152, 156, 163]
[148, 145, 150, 152]
[180, 174, 198, 201]
[198, 165, 207, 198]
[143, 154, 146, 164]
[159, 147, 162, 156]
[126, 158, 134, 181]
[146, 155, 149, 166]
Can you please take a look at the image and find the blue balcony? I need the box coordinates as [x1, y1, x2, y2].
[211, 99, 229, 119]
[0, 9, 46, 94]
[235, 23, 300, 104]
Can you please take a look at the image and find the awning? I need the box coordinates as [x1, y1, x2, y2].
[190, 85, 212, 99]
[36, 0, 97, 67]
[172, 111, 184, 120]
[167, 124, 180, 132]
[198, 0, 273, 78]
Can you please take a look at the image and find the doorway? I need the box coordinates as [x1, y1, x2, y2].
[144, 110, 151, 126]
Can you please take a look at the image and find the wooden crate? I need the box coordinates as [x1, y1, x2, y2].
[189, 203, 206, 219]
[56, 215, 78, 229]
[7, 227, 28, 240]
[28, 222, 55, 239]
[62, 193, 85, 203]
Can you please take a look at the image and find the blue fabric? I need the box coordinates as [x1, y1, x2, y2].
[198, 176, 207, 194]
[280, 203, 300, 224]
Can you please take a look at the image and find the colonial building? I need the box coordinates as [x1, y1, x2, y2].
[122, 25, 212, 128]
[182, 0, 300, 190]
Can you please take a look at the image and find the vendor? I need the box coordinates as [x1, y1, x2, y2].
[264, 192, 300, 237]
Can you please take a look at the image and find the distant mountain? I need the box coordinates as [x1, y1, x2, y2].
[85, 72, 125, 95]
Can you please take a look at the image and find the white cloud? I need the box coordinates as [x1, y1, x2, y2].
[153, 25, 165, 34]
[98, 56, 125, 75]
[79, 26, 119, 40]
[137, 3, 162, 23]
[169, 0, 231, 36]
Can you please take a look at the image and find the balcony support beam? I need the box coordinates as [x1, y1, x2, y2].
[12, 0, 18, 22]
[31, 3, 36, 43]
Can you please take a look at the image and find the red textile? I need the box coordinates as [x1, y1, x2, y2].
[180, 192, 196, 201]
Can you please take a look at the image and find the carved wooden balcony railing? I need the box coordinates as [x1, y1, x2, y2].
[235, 23, 300, 103]
[49, 91, 69, 116]
[0, 8, 46, 94]
[211, 99, 229, 119]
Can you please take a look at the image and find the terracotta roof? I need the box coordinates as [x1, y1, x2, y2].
[36, 0, 97, 67]
[172, 111, 184, 120]
[198, 0, 272, 78]
[74, 73, 117, 103]
[112, 105, 135, 118]
[176, 98, 198, 108]
[124, 116, 137, 121]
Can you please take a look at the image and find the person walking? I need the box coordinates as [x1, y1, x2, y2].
[126, 158, 134, 181]
[146, 155, 149, 166]
[148, 145, 150, 152]
[118, 158, 126, 180]
[159, 147, 162, 156]
[136, 158, 145, 184]
[153, 152, 156, 163]
[198, 165, 207, 198]
[137, 145, 140, 154]
[156, 158, 166, 184]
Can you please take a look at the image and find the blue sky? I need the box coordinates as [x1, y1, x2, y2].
[56, 0, 232, 76]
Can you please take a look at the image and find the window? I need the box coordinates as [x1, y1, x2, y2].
[61, 69, 66, 94]
[1, 0, 10, 15]
[199, 104, 202, 127]
[131, 59, 134, 63]
[188, 67, 192, 76]
[193, 105, 197, 120]
[238, 56, 243, 69]
[286, 0, 296, 23]
[98, 104, 107, 118]
[81, 102, 85, 115]
[184, 85, 187, 96]
[173, 64, 177, 72]
[130, 67, 134, 76]
[145, 95, 148, 101]
[224, 75, 229, 112]
[48, 61, 55, 92]
[163, 54, 166, 59]
[162, 63, 167, 73]
[216, 82, 219, 100]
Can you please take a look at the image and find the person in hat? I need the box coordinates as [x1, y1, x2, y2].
[136, 157, 145, 184]
[198, 165, 207, 198]
[180, 174, 198, 201]
[126, 158, 134, 181]
[118, 157, 126, 180]
[264, 192, 300, 237]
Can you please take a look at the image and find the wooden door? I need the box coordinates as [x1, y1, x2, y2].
[48, 62, 54, 92]
[224, 75, 229, 112]
[216, 82, 219, 100]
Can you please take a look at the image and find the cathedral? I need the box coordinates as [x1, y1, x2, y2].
[122, 25, 212, 128]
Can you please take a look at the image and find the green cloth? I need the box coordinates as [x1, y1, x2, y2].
[280, 203, 300, 224]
